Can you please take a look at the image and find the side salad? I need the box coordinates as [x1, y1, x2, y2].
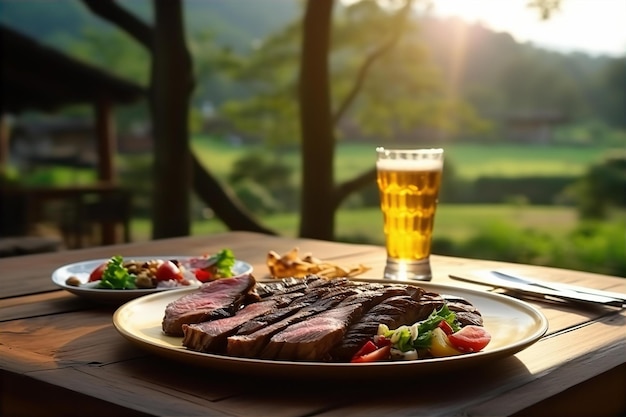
[65, 249, 238, 290]
[351, 305, 491, 363]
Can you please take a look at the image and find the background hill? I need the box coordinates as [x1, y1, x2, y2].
[0, 0, 301, 52]
[2, 0, 621, 139]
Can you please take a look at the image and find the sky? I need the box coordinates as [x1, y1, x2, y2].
[427, 0, 626, 57]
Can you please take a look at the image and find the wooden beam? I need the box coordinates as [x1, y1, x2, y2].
[94, 98, 116, 183]
[0, 115, 9, 174]
[94, 98, 117, 245]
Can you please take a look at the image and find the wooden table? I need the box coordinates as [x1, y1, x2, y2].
[1, 231, 625, 417]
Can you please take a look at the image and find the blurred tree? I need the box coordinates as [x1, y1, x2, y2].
[599, 57, 626, 128]
[223, 0, 488, 239]
[81, 0, 274, 238]
[571, 152, 626, 219]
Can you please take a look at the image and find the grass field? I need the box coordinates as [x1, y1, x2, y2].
[130, 138, 621, 243]
[129, 204, 584, 244]
[192, 137, 620, 183]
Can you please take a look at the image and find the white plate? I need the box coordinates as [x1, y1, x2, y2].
[51, 256, 253, 303]
[113, 280, 548, 379]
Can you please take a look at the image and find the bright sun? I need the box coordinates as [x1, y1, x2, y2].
[428, 0, 626, 56]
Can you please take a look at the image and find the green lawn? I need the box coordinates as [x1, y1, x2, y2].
[130, 204, 583, 245]
[191, 137, 619, 184]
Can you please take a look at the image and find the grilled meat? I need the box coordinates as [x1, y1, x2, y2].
[163, 275, 485, 362]
[181, 300, 277, 352]
[161, 273, 256, 336]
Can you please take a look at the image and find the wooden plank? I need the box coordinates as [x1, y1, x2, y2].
[0, 291, 93, 321]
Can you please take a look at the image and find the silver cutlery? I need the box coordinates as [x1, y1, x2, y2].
[490, 270, 626, 303]
[449, 270, 625, 308]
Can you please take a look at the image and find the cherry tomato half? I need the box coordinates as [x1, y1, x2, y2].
[448, 325, 492, 353]
[351, 344, 391, 363]
[438, 320, 454, 335]
[88, 262, 108, 282]
[351, 340, 378, 360]
[155, 261, 183, 281]
[194, 268, 214, 282]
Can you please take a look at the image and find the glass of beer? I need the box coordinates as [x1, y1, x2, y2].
[376, 147, 444, 281]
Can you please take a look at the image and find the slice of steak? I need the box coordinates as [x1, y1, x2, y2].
[255, 276, 319, 298]
[236, 302, 309, 335]
[227, 307, 323, 358]
[161, 274, 256, 336]
[254, 275, 332, 298]
[446, 298, 483, 326]
[330, 294, 438, 361]
[259, 303, 363, 361]
[234, 279, 364, 337]
[226, 288, 357, 358]
[416, 292, 483, 326]
[338, 285, 422, 309]
[181, 300, 276, 353]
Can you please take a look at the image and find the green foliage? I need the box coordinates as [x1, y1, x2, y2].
[435, 218, 626, 277]
[568, 151, 626, 219]
[562, 221, 626, 276]
[455, 222, 558, 265]
[219, 0, 490, 147]
[66, 27, 150, 85]
[232, 179, 282, 215]
[227, 152, 298, 213]
[598, 57, 626, 128]
[0, 165, 20, 185]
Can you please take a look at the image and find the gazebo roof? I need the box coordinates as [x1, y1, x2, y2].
[0, 24, 146, 114]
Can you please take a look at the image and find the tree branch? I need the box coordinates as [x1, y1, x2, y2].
[334, 166, 377, 209]
[81, 0, 153, 51]
[191, 153, 277, 235]
[332, 0, 413, 126]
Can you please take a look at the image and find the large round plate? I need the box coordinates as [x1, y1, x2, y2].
[112, 280, 548, 379]
[52, 256, 253, 303]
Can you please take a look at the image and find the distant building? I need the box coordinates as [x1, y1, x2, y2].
[504, 111, 567, 144]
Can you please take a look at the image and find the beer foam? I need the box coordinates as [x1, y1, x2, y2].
[376, 158, 443, 171]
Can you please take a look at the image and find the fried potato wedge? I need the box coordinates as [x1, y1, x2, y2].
[267, 248, 370, 279]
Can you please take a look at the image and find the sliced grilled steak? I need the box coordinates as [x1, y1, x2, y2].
[330, 293, 438, 361]
[260, 303, 364, 361]
[236, 302, 309, 335]
[162, 274, 256, 336]
[169, 275, 487, 363]
[446, 298, 483, 326]
[226, 288, 358, 358]
[181, 300, 276, 353]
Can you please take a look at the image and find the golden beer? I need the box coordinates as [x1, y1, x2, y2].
[376, 148, 443, 280]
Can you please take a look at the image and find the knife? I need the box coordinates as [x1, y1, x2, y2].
[490, 270, 626, 304]
[449, 270, 625, 308]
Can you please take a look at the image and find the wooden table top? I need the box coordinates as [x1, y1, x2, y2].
[1, 231, 625, 417]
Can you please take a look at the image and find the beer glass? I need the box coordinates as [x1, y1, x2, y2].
[376, 147, 444, 281]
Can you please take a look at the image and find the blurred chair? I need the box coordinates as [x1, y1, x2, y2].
[61, 188, 132, 249]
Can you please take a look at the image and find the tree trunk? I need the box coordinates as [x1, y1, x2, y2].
[150, 0, 193, 239]
[298, 0, 336, 240]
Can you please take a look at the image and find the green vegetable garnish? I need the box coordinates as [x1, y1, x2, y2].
[379, 304, 461, 352]
[209, 248, 236, 278]
[97, 255, 136, 289]
[412, 304, 460, 349]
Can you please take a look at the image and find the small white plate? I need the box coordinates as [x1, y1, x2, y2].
[113, 280, 548, 379]
[51, 256, 253, 303]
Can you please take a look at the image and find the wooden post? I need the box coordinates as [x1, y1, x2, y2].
[94, 98, 117, 245]
[95, 98, 116, 183]
[0, 115, 10, 176]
